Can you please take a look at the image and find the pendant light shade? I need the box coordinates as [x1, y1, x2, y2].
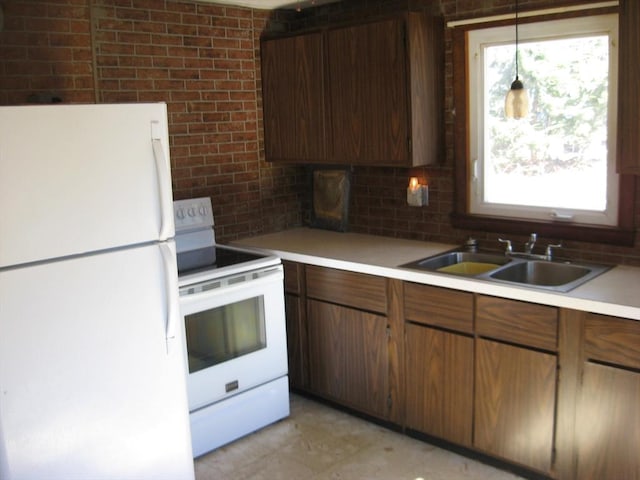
[505, 77, 529, 119]
[505, 0, 530, 119]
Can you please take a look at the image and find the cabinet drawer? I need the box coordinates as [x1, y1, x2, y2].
[306, 265, 387, 314]
[584, 313, 640, 369]
[404, 283, 473, 333]
[283, 260, 302, 294]
[476, 295, 558, 351]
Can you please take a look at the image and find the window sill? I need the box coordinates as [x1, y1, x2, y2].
[451, 213, 635, 247]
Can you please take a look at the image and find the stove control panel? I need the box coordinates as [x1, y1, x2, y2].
[173, 197, 214, 232]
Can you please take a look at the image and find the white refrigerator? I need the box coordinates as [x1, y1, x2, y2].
[0, 103, 195, 479]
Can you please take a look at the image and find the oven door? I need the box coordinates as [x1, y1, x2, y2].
[179, 265, 287, 412]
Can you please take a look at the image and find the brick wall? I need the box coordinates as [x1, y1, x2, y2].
[0, 1, 95, 104]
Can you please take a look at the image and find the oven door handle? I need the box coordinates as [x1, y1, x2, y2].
[180, 267, 283, 308]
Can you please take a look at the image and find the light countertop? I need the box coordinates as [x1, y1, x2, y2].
[234, 227, 640, 321]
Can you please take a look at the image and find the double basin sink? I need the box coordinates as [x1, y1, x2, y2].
[400, 250, 611, 293]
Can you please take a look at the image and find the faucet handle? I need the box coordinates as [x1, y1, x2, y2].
[498, 238, 513, 254]
[464, 237, 479, 252]
[545, 243, 563, 259]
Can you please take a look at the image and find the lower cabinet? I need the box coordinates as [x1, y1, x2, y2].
[474, 295, 558, 474]
[572, 312, 640, 479]
[404, 283, 474, 446]
[307, 299, 389, 418]
[405, 323, 473, 446]
[404, 286, 558, 473]
[575, 363, 640, 479]
[474, 338, 557, 473]
[281, 261, 640, 480]
[303, 265, 395, 420]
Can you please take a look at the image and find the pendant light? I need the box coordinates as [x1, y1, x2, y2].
[505, 0, 530, 119]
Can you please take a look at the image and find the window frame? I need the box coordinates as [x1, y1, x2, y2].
[451, 6, 635, 246]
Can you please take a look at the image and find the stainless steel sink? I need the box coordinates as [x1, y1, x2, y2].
[488, 260, 611, 292]
[401, 251, 511, 274]
[400, 250, 612, 292]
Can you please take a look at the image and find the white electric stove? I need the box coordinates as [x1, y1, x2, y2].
[173, 197, 289, 457]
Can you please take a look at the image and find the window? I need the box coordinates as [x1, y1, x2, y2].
[451, 8, 635, 245]
[469, 15, 618, 226]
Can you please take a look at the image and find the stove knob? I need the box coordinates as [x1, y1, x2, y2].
[176, 208, 185, 220]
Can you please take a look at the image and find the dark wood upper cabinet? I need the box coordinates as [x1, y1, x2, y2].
[327, 18, 408, 164]
[261, 32, 326, 163]
[260, 12, 443, 166]
[617, 0, 640, 174]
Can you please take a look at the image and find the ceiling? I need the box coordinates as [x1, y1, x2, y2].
[202, 0, 340, 9]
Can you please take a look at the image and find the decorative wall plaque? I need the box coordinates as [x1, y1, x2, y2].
[311, 167, 351, 232]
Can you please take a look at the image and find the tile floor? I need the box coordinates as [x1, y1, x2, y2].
[194, 394, 527, 480]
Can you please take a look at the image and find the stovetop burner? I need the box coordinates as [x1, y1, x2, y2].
[173, 198, 280, 286]
[177, 245, 268, 277]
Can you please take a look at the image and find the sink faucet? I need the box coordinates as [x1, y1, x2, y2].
[498, 238, 512, 254]
[524, 233, 537, 254]
[545, 242, 563, 261]
[498, 234, 563, 261]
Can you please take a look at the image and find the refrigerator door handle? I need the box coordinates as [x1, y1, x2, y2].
[151, 121, 173, 241]
[159, 242, 180, 351]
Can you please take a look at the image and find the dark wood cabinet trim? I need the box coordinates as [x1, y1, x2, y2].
[283, 260, 301, 294]
[617, 0, 640, 174]
[554, 308, 585, 480]
[387, 278, 405, 425]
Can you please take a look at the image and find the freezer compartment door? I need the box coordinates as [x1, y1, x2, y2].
[0, 103, 174, 268]
[0, 242, 194, 480]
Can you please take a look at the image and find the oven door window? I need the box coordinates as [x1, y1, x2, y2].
[185, 296, 266, 373]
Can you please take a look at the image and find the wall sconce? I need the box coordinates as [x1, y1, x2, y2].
[407, 177, 428, 207]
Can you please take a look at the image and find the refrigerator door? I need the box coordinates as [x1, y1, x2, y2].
[0, 242, 194, 480]
[0, 103, 174, 268]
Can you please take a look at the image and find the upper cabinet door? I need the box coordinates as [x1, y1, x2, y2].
[261, 32, 326, 163]
[327, 19, 408, 165]
[260, 12, 443, 167]
[617, 0, 640, 174]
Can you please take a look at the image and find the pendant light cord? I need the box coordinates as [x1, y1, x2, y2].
[515, 0, 519, 79]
